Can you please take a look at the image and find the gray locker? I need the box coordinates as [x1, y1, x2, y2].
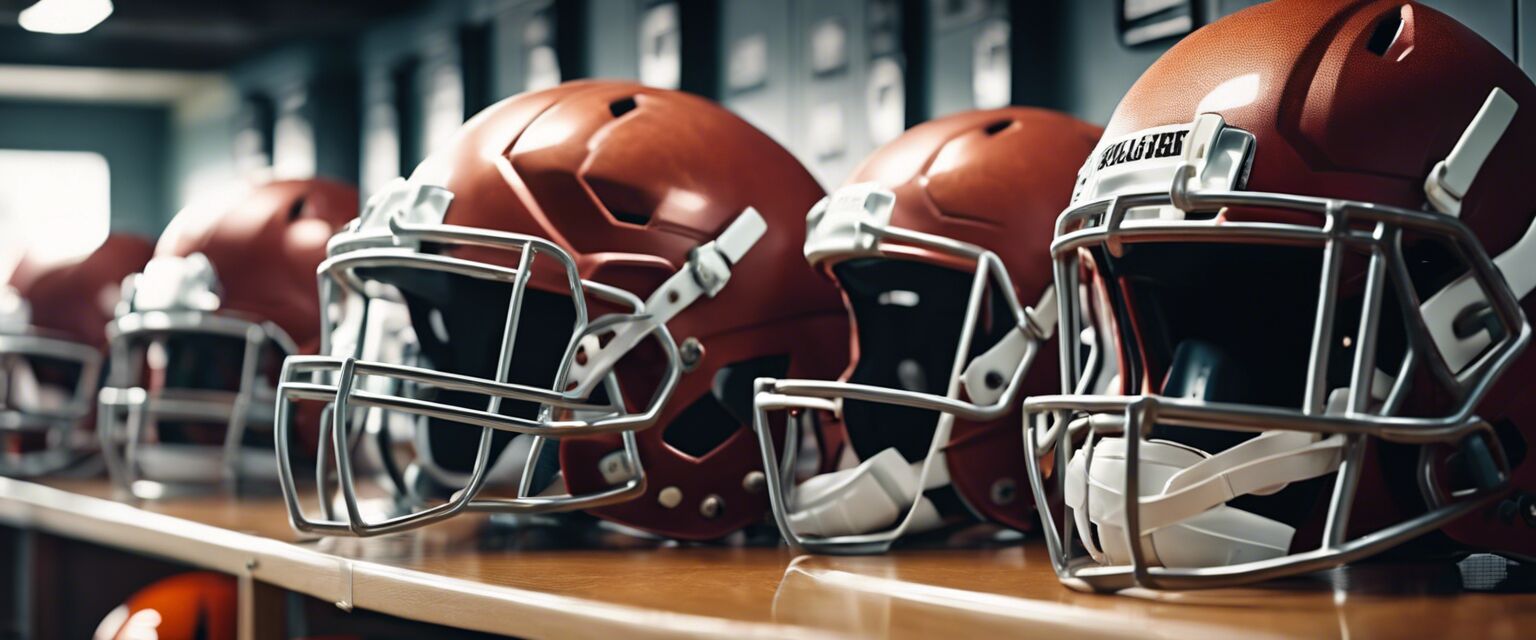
[720, 0, 797, 150]
[492, 0, 566, 98]
[796, 0, 873, 186]
[926, 0, 1009, 118]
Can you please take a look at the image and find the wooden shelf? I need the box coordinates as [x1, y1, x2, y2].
[2, 477, 1533, 639]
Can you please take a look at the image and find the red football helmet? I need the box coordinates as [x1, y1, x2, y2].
[92, 572, 236, 640]
[276, 80, 848, 539]
[0, 235, 152, 476]
[99, 179, 357, 498]
[1026, 0, 1536, 591]
[752, 108, 1101, 551]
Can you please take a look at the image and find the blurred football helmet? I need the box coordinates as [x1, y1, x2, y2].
[93, 572, 236, 640]
[100, 180, 358, 498]
[0, 235, 152, 476]
[752, 108, 1101, 552]
[1026, 0, 1536, 591]
[276, 81, 848, 539]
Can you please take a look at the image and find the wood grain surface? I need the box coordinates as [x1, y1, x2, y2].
[2, 478, 1532, 639]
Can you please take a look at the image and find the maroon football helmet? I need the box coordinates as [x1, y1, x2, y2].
[0, 235, 152, 476]
[276, 81, 849, 540]
[1027, 0, 1536, 591]
[752, 107, 1101, 552]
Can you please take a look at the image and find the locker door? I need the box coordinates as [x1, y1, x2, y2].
[926, 0, 1008, 117]
[720, 0, 795, 149]
[796, 0, 870, 187]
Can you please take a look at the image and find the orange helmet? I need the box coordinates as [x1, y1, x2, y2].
[278, 81, 848, 539]
[1, 235, 152, 476]
[753, 108, 1100, 551]
[100, 179, 357, 498]
[1029, 0, 1536, 591]
[93, 572, 236, 640]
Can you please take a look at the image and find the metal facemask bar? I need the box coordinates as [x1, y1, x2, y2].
[99, 254, 298, 498]
[753, 183, 1059, 554]
[277, 178, 765, 537]
[1023, 109, 1530, 592]
[0, 287, 104, 476]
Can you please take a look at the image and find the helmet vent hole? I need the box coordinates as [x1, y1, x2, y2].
[610, 210, 652, 226]
[983, 120, 1014, 136]
[609, 96, 639, 118]
[1365, 10, 1405, 57]
[287, 196, 308, 222]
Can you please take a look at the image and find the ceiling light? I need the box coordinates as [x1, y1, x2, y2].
[18, 0, 114, 35]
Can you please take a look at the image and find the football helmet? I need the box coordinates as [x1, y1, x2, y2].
[92, 572, 236, 640]
[99, 179, 358, 498]
[1025, 0, 1536, 591]
[752, 107, 1101, 552]
[276, 80, 848, 539]
[0, 235, 153, 476]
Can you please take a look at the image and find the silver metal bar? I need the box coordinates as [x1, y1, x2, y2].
[1303, 204, 1345, 415]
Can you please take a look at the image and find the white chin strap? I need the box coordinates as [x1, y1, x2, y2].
[566, 208, 766, 397]
[1066, 430, 1346, 568]
[787, 447, 947, 538]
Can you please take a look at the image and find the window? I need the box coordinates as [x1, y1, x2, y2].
[0, 149, 111, 277]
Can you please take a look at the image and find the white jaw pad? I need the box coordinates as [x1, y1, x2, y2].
[1066, 436, 1302, 569]
[787, 447, 944, 538]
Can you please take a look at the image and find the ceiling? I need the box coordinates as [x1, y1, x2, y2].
[0, 0, 426, 70]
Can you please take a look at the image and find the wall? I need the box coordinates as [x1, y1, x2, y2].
[1052, 0, 1525, 127]
[0, 100, 169, 237]
[154, 0, 1536, 230]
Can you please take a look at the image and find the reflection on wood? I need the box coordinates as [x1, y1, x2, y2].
[1, 478, 1532, 639]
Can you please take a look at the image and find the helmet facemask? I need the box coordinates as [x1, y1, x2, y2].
[753, 183, 1061, 553]
[276, 177, 770, 537]
[0, 286, 103, 476]
[99, 253, 296, 498]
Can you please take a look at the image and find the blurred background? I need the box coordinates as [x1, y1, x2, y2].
[0, 0, 1526, 275]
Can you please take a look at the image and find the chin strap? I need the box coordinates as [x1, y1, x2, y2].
[1425, 87, 1517, 217]
[786, 447, 947, 538]
[566, 208, 767, 396]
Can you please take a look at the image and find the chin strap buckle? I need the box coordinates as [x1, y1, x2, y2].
[1425, 87, 1517, 217]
